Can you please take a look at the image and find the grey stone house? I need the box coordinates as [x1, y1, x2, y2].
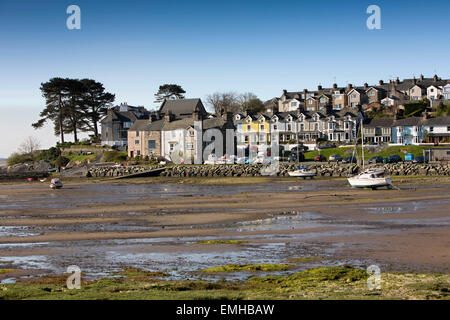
[101, 103, 149, 147]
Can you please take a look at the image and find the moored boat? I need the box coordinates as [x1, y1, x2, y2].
[288, 166, 317, 179]
[347, 168, 392, 189]
[50, 178, 63, 189]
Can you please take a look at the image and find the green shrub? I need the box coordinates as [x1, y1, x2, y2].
[37, 147, 61, 162]
[54, 156, 70, 167]
[7, 152, 35, 166]
[102, 151, 127, 163]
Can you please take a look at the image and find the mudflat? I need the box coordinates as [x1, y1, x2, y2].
[0, 176, 449, 285]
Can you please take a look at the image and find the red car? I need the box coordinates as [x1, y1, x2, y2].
[314, 155, 326, 162]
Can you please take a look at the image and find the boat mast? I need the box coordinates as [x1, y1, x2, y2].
[361, 118, 365, 171]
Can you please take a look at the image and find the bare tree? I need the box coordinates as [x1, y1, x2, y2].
[239, 92, 258, 105]
[19, 136, 41, 155]
[206, 92, 243, 115]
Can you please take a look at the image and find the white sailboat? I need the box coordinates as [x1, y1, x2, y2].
[347, 117, 392, 190]
[288, 166, 317, 179]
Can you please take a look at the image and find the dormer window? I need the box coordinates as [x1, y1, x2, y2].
[320, 98, 327, 103]
[291, 102, 297, 107]
[308, 100, 313, 105]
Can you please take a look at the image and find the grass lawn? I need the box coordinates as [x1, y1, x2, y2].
[304, 145, 427, 161]
[65, 154, 97, 163]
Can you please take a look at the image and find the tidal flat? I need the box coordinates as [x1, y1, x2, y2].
[0, 176, 449, 299]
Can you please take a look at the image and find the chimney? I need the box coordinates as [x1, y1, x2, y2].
[433, 74, 438, 81]
[318, 85, 323, 91]
[282, 89, 287, 96]
[347, 83, 353, 90]
[396, 77, 400, 84]
[164, 111, 173, 122]
[224, 111, 233, 124]
[333, 83, 338, 89]
[413, 76, 416, 84]
[420, 74, 424, 81]
[364, 83, 368, 89]
[379, 80, 384, 86]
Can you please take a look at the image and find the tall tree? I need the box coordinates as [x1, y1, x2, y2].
[62, 79, 88, 142]
[80, 79, 115, 139]
[154, 84, 186, 103]
[33, 78, 72, 143]
[206, 92, 242, 115]
[242, 98, 265, 114]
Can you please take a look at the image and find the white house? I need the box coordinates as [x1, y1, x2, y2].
[427, 85, 443, 100]
[443, 84, 450, 101]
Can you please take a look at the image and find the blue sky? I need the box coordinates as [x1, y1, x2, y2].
[0, 0, 449, 157]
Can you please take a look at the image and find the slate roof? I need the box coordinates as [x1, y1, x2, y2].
[365, 118, 396, 128]
[159, 99, 207, 118]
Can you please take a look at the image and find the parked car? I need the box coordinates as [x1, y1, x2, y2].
[413, 156, 429, 164]
[236, 157, 248, 164]
[405, 153, 414, 162]
[318, 144, 336, 150]
[368, 156, 383, 164]
[342, 156, 357, 163]
[288, 152, 305, 162]
[314, 154, 326, 162]
[386, 154, 403, 163]
[290, 145, 309, 152]
[204, 154, 218, 164]
[328, 154, 343, 162]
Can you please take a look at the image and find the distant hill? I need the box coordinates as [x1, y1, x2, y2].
[0, 158, 7, 167]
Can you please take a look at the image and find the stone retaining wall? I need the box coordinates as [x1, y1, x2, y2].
[87, 163, 450, 178]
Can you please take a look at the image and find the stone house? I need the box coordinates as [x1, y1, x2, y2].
[101, 103, 149, 147]
[127, 117, 164, 158]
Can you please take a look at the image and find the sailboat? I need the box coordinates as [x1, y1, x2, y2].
[287, 133, 316, 179]
[347, 116, 392, 190]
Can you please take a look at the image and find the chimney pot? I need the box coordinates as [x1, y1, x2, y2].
[379, 80, 384, 85]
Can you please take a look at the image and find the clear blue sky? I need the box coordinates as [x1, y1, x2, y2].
[0, 0, 449, 157]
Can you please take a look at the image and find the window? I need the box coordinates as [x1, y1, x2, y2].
[291, 102, 297, 107]
[314, 123, 319, 131]
[260, 124, 265, 130]
[344, 122, 348, 129]
[186, 143, 194, 150]
[430, 89, 434, 93]
[273, 125, 278, 130]
[300, 124, 304, 131]
[247, 124, 251, 131]
[447, 126, 450, 131]
[369, 91, 375, 96]
[136, 131, 139, 137]
[334, 104, 342, 110]
[286, 134, 291, 141]
[287, 124, 292, 131]
[320, 98, 327, 103]
[148, 140, 156, 149]
[299, 116, 304, 121]
[308, 100, 313, 105]
[136, 150, 141, 156]
[169, 143, 175, 152]
[328, 123, 333, 130]
[189, 130, 195, 136]
[430, 127, 434, 132]
[135, 140, 139, 145]
[351, 94, 357, 99]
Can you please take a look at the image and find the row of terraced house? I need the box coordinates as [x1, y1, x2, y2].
[99, 74, 450, 160]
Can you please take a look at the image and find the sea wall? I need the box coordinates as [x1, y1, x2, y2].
[86, 162, 450, 178]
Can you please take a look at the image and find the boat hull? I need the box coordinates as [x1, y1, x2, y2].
[288, 171, 316, 177]
[347, 177, 392, 188]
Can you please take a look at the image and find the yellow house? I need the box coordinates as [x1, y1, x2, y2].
[242, 114, 270, 144]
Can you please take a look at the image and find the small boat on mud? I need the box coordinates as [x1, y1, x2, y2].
[347, 168, 392, 189]
[50, 178, 63, 190]
[288, 166, 317, 179]
[347, 114, 392, 190]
